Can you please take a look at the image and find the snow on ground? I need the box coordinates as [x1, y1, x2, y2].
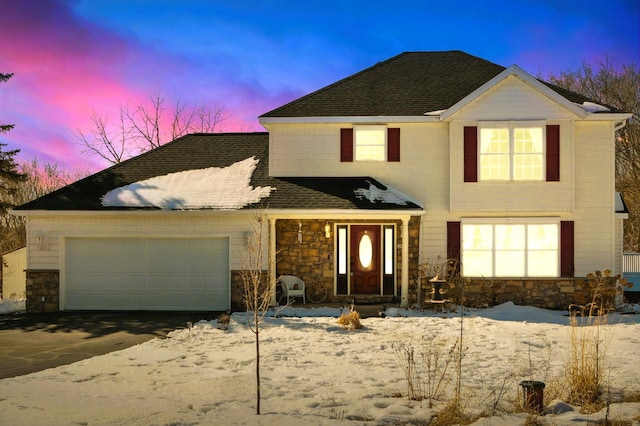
[1, 302, 639, 425]
[0, 298, 25, 314]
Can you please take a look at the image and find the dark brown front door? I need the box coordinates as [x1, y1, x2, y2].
[350, 225, 381, 294]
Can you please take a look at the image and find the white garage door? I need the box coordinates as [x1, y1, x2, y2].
[64, 237, 230, 311]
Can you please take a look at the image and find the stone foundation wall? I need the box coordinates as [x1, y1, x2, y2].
[230, 270, 271, 311]
[26, 270, 60, 313]
[420, 277, 593, 310]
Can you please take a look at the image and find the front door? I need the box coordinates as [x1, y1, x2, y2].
[350, 225, 381, 294]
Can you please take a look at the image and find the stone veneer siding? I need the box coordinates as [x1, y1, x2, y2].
[421, 277, 593, 310]
[25, 270, 60, 313]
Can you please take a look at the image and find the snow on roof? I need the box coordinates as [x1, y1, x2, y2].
[101, 157, 273, 210]
[354, 181, 422, 207]
[577, 101, 611, 113]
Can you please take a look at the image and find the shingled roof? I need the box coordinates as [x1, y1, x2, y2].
[15, 133, 422, 212]
[260, 51, 595, 118]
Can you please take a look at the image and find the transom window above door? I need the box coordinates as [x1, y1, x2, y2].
[479, 122, 545, 181]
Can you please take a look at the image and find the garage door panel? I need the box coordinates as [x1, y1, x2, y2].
[65, 237, 230, 311]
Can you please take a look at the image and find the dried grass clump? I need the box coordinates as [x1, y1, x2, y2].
[216, 311, 231, 330]
[337, 310, 363, 330]
[430, 399, 475, 426]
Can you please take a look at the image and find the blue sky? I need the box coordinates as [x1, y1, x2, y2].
[1, 0, 638, 171]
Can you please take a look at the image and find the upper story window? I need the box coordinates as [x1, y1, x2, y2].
[464, 123, 560, 183]
[479, 122, 544, 181]
[355, 125, 386, 161]
[341, 127, 400, 162]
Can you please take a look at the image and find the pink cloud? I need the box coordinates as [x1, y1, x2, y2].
[0, 1, 194, 170]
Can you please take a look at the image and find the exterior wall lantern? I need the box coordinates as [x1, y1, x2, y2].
[324, 222, 331, 238]
[297, 221, 303, 245]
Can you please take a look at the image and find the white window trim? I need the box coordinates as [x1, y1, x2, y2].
[478, 121, 546, 181]
[460, 217, 560, 278]
[354, 125, 387, 162]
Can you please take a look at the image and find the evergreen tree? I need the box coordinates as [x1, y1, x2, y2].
[0, 72, 26, 247]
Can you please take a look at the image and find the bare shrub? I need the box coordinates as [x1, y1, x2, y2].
[392, 336, 459, 406]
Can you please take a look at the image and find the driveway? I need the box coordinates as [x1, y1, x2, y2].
[0, 311, 217, 379]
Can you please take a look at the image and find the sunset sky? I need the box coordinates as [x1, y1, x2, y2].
[1, 0, 638, 172]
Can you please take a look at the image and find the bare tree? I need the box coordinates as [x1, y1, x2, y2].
[0, 159, 86, 253]
[239, 214, 286, 415]
[543, 59, 640, 251]
[75, 91, 226, 164]
[74, 111, 130, 165]
[240, 215, 271, 416]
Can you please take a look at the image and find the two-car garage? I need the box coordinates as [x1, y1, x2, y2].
[63, 237, 230, 311]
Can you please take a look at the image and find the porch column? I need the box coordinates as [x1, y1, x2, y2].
[269, 217, 277, 306]
[401, 216, 409, 307]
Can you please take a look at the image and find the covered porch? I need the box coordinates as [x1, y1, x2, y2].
[267, 215, 422, 308]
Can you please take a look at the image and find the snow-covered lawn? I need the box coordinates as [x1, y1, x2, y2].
[0, 301, 639, 425]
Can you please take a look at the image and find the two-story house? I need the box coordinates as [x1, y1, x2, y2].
[14, 51, 630, 312]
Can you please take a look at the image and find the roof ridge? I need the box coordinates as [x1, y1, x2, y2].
[259, 50, 504, 118]
[260, 52, 416, 117]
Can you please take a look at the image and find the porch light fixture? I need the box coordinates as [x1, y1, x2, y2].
[297, 221, 303, 245]
[324, 222, 331, 238]
[244, 231, 253, 247]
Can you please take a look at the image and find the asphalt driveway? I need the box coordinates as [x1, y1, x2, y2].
[0, 311, 218, 379]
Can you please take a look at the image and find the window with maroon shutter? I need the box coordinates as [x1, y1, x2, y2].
[340, 128, 353, 162]
[560, 221, 574, 277]
[546, 125, 560, 181]
[387, 128, 400, 162]
[447, 222, 461, 261]
[464, 126, 478, 182]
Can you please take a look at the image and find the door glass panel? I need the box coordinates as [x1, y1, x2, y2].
[338, 227, 347, 274]
[359, 233, 373, 268]
[384, 227, 393, 274]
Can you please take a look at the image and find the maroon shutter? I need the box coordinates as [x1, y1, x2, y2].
[560, 221, 574, 277]
[464, 126, 478, 182]
[387, 128, 400, 162]
[447, 222, 461, 262]
[546, 125, 560, 181]
[340, 128, 353, 162]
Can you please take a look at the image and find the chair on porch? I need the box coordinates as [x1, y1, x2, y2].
[278, 275, 306, 304]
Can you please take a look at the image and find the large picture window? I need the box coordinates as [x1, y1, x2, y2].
[462, 220, 559, 277]
[479, 123, 544, 181]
